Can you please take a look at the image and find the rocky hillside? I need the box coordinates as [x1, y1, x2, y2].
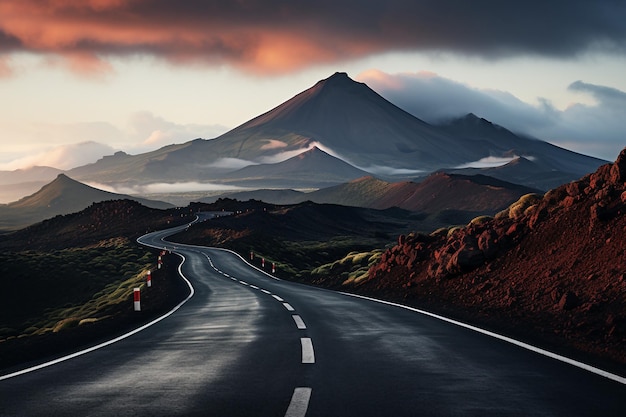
[0, 199, 192, 250]
[350, 148, 626, 371]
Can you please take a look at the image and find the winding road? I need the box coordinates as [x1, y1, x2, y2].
[1, 213, 626, 416]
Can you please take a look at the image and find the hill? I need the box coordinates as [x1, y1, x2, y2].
[202, 173, 539, 224]
[0, 174, 173, 231]
[172, 199, 438, 279]
[334, 147, 626, 372]
[220, 146, 371, 187]
[308, 173, 539, 214]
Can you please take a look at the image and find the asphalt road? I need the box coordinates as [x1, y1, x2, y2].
[1, 213, 625, 416]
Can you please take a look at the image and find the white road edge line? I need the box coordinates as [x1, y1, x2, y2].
[339, 292, 626, 385]
[285, 387, 312, 417]
[0, 252, 195, 381]
[300, 338, 315, 364]
[283, 302, 295, 311]
[292, 315, 307, 330]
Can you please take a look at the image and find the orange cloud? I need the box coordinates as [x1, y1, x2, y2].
[0, 0, 389, 76]
[0, 1, 624, 77]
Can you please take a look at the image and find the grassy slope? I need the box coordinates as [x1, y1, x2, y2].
[0, 200, 193, 371]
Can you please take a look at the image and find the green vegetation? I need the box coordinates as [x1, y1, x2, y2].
[243, 236, 385, 281]
[496, 193, 543, 220]
[309, 249, 384, 286]
[0, 239, 153, 341]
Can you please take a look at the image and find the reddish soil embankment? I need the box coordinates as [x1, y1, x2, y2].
[353, 148, 626, 373]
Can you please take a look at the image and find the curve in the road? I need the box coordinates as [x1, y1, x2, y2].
[3, 213, 625, 417]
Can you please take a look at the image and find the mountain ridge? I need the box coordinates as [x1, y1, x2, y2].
[53, 72, 606, 191]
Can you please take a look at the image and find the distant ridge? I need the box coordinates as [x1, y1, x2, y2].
[203, 173, 538, 222]
[9, 174, 172, 211]
[0, 174, 172, 230]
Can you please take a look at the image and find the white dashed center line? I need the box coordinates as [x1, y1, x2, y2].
[285, 387, 312, 417]
[209, 258, 314, 417]
[292, 315, 306, 329]
[300, 338, 315, 364]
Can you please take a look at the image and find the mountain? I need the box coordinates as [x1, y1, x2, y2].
[351, 147, 626, 370]
[63, 72, 605, 190]
[0, 174, 173, 231]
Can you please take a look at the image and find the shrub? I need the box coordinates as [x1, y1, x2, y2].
[469, 215, 493, 226]
[508, 193, 543, 220]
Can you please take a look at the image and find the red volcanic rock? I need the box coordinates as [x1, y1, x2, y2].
[350, 147, 626, 369]
[558, 291, 581, 311]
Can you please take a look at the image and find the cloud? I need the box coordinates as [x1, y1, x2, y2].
[455, 156, 521, 169]
[256, 141, 345, 164]
[358, 69, 555, 131]
[1, 1, 625, 76]
[0, 141, 116, 170]
[359, 70, 626, 161]
[206, 157, 258, 170]
[0, 113, 230, 169]
[128, 111, 228, 151]
[89, 181, 247, 195]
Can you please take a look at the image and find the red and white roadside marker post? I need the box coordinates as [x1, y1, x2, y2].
[250, 251, 254, 261]
[272, 263, 276, 274]
[146, 270, 152, 287]
[158, 255, 163, 270]
[133, 288, 141, 311]
[262, 258, 265, 268]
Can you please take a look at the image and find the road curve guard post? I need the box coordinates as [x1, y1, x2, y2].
[262, 258, 265, 268]
[146, 270, 152, 287]
[133, 288, 141, 312]
[272, 263, 276, 274]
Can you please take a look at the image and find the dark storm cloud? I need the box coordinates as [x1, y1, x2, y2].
[0, 0, 624, 75]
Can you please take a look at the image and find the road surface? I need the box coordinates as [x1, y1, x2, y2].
[1, 213, 625, 416]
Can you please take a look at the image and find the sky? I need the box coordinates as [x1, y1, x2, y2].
[1, 0, 626, 171]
